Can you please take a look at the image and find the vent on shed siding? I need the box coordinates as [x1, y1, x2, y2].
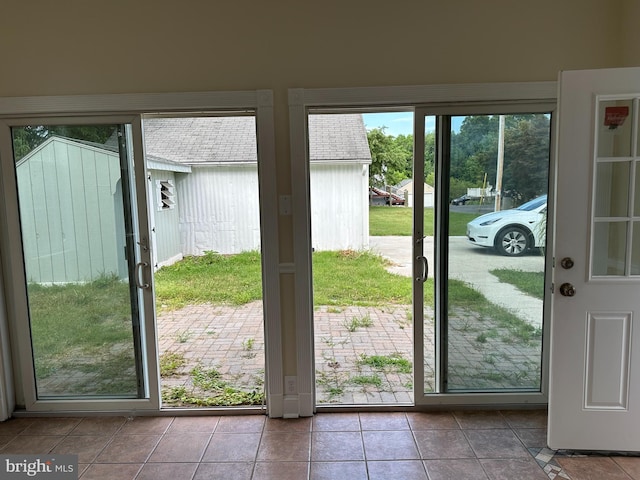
[157, 180, 176, 210]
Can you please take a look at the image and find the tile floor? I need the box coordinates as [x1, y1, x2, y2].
[0, 410, 638, 479]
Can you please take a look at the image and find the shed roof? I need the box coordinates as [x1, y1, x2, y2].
[308, 114, 372, 164]
[143, 114, 371, 165]
[72, 135, 192, 173]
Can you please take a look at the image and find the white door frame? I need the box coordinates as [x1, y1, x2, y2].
[0, 90, 283, 415]
[289, 82, 557, 414]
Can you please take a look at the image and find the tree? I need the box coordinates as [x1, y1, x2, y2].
[367, 127, 411, 187]
[12, 125, 117, 161]
[502, 115, 550, 201]
[448, 114, 551, 203]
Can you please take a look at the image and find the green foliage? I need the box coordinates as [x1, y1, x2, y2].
[366, 128, 435, 188]
[351, 375, 383, 387]
[357, 353, 412, 373]
[159, 352, 186, 377]
[367, 128, 412, 187]
[343, 315, 373, 332]
[12, 125, 117, 161]
[161, 365, 264, 407]
[450, 114, 550, 202]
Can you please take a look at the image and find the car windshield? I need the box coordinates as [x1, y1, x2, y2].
[516, 195, 547, 211]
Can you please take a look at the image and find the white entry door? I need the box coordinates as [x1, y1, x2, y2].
[549, 67, 640, 451]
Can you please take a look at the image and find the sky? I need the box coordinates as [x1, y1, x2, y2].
[361, 112, 462, 136]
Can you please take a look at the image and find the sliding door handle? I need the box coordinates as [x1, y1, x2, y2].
[135, 261, 150, 289]
[415, 255, 428, 283]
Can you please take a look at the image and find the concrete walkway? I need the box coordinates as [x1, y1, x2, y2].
[368, 236, 545, 328]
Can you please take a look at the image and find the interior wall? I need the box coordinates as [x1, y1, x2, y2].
[0, 0, 629, 405]
[622, 0, 640, 66]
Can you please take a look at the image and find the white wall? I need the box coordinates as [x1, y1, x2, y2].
[310, 163, 369, 251]
[0, 0, 634, 409]
[177, 162, 369, 255]
[177, 165, 262, 255]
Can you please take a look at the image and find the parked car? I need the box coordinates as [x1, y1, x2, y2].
[451, 194, 472, 205]
[466, 195, 547, 256]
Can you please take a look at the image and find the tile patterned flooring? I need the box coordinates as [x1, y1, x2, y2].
[1, 410, 638, 479]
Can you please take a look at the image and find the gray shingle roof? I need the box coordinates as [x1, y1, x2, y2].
[143, 117, 257, 165]
[308, 114, 372, 163]
[143, 114, 371, 165]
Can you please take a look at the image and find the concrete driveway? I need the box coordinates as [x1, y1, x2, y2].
[368, 236, 545, 328]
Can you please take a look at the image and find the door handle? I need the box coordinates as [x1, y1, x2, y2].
[416, 255, 428, 283]
[135, 261, 150, 289]
[559, 282, 575, 297]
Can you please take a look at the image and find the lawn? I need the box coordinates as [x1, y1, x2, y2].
[369, 206, 480, 236]
[155, 249, 423, 309]
[490, 268, 545, 300]
[27, 274, 138, 394]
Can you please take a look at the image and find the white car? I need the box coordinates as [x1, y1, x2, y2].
[466, 195, 547, 256]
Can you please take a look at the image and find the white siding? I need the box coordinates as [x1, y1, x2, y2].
[177, 165, 261, 255]
[148, 170, 182, 268]
[310, 163, 369, 251]
[16, 139, 123, 283]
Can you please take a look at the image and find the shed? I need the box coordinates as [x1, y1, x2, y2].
[16, 136, 126, 284]
[16, 135, 189, 283]
[143, 114, 372, 255]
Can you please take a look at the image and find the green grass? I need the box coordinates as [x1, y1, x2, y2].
[489, 269, 545, 300]
[27, 273, 138, 393]
[448, 278, 540, 343]
[357, 353, 412, 373]
[351, 375, 383, 387]
[369, 206, 480, 236]
[154, 250, 263, 309]
[155, 249, 423, 309]
[312, 250, 428, 306]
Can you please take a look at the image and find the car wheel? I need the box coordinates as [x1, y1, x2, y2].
[495, 226, 530, 256]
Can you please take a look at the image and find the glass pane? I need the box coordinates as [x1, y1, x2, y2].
[595, 162, 630, 217]
[632, 222, 640, 275]
[592, 221, 628, 276]
[13, 124, 140, 398]
[310, 112, 416, 406]
[598, 99, 633, 158]
[144, 116, 266, 409]
[448, 113, 549, 392]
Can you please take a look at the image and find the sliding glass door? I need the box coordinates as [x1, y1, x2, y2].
[414, 108, 552, 404]
[0, 117, 159, 410]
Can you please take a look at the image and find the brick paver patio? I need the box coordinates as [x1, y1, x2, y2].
[158, 300, 541, 407]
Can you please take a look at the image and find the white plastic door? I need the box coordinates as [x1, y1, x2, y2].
[549, 67, 640, 450]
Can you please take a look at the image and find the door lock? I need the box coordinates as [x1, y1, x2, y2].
[560, 257, 574, 269]
[559, 282, 576, 297]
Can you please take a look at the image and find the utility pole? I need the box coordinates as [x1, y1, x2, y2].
[495, 115, 505, 211]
